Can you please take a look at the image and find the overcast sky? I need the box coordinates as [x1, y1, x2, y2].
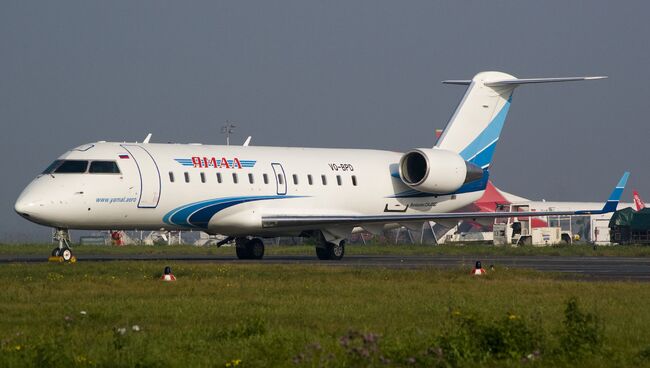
[1, 1, 648, 241]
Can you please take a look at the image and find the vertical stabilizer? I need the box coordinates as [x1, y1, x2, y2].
[436, 71, 516, 170]
[436, 71, 606, 170]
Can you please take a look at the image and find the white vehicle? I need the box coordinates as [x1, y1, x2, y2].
[15, 71, 626, 261]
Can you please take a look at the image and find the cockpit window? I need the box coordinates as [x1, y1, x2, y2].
[89, 161, 121, 174]
[54, 160, 89, 173]
[42, 160, 63, 174]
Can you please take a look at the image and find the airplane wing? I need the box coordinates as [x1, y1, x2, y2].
[262, 172, 629, 229]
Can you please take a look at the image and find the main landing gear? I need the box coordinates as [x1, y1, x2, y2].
[315, 240, 345, 261]
[235, 237, 265, 260]
[51, 228, 75, 262]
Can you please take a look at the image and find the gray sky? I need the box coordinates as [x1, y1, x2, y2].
[1, 1, 649, 241]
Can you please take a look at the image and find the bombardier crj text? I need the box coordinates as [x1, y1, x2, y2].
[15, 71, 627, 261]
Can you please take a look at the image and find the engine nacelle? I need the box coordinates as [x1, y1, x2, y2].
[398, 148, 484, 194]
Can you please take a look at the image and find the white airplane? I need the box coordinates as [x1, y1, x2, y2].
[15, 71, 627, 261]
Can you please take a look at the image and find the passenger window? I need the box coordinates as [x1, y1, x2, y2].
[263, 174, 269, 184]
[184, 172, 190, 183]
[89, 161, 120, 174]
[216, 172, 222, 183]
[248, 173, 254, 184]
[42, 160, 63, 174]
[54, 160, 88, 173]
[169, 172, 175, 183]
[278, 174, 284, 185]
[352, 175, 357, 186]
[308, 174, 313, 185]
[200, 172, 206, 183]
[336, 175, 342, 186]
[292, 174, 298, 185]
[321, 175, 327, 185]
[233, 173, 238, 184]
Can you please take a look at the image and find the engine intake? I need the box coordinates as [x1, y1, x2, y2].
[399, 148, 484, 194]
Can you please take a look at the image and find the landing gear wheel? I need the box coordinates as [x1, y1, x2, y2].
[61, 247, 73, 262]
[236, 246, 251, 260]
[329, 240, 345, 260]
[51, 247, 61, 257]
[248, 238, 265, 260]
[236, 238, 265, 260]
[316, 246, 330, 260]
[316, 241, 345, 261]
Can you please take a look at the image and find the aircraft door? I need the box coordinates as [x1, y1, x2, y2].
[271, 163, 287, 195]
[121, 145, 161, 208]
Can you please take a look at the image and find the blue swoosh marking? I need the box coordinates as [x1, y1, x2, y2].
[163, 195, 304, 228]
[188, 197, 278, 228]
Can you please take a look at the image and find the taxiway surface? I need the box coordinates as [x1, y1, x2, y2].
[1, 254, 649, 281]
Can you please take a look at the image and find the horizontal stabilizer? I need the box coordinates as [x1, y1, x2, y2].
[485, 76, 607, 87]
[442, 76, 606, 87]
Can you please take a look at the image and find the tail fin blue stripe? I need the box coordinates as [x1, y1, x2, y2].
[459, 94, 512, 168]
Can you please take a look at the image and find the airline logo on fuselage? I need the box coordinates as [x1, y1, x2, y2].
[174, 157, 256, 169]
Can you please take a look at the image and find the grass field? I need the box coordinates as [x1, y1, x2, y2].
[1, 260, 650, 367]
[2, 242, 650, 258]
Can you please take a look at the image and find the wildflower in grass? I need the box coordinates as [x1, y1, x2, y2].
[14, 345, 21, 351]
[132, 325, 141, 332]
[225, 359, 241, 367]
[116, 327, 127, 335]
[80, 311, 87, 316]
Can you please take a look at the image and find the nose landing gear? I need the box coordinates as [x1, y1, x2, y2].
[50, 228, 76, 263]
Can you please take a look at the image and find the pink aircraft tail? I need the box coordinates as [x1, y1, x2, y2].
[633, 190, 646, 211]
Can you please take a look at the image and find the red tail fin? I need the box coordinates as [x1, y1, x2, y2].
[633, 190, 646, 211]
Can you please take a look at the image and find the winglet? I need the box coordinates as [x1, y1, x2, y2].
[578, 172, 629, 215]
[243, 136, 252, 146]
[143, 133, 152, 144]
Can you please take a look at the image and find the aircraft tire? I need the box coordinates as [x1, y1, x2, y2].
[315, 246, 330, 260]
[51, 247, 61, 257]
[61, 247, 73, 262]
[248, 238, 265, 260]
[236, 246, 252, 260]
[329, 240, 345, 261]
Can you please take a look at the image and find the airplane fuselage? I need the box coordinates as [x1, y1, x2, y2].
[15, 142, 483, 237]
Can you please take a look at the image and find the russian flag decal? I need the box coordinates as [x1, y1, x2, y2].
[119, 154, 129, 159]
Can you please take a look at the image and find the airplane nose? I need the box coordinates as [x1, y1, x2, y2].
[14, 189, 44, 220]
[14, 196, 37, 218]
[14, 198, 26, 215]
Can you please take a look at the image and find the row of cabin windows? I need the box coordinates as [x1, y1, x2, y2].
[169, 171, 358, 187]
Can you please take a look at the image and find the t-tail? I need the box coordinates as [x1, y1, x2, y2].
[436, 71, 607, 171]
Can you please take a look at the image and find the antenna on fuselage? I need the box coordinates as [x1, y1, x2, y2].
[221, 121, 236, 146]
[142, 133, 152, 144]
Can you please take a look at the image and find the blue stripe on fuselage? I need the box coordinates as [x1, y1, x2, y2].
[163, 195, 304, 229]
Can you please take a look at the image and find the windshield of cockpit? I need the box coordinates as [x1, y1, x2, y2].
[41, 160, 121, 174]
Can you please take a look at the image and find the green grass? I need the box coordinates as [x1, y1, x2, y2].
[2, 242, 650, 258]
[1, 262, 649, 367]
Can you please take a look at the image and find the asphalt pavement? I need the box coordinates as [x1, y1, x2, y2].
[1, 253, 649, 281]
